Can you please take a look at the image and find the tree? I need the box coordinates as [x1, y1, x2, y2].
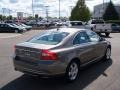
[0, 15, 3, 21]
[103, 1, 119, 20]
[35, 14, 39, 19]
[2, 16, 6, 21]
[27, 16, 35, 20]
[6, 15, 13, 20]
[70, 0, 91, 21]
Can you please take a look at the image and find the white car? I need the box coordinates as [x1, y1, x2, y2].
[85, 19, 112, 36]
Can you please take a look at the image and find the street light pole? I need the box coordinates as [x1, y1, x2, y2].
[32, 0, 34, 17]
[45, 6, 49, 22]
[102, 0, 104, 19]
[59, 0, 60, 21]
[2, 8, 6, 16]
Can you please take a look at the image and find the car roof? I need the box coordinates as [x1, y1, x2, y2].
[50, 28, 87, 34]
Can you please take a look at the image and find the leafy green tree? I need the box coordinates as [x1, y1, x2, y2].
[103, 1, 119, 20]
[2, 16, 6, 21]
[6, 15, 13, 20]
[0, 15, 3, 21]
[27, 16, 35, 20]
[70, 0, 91, 21]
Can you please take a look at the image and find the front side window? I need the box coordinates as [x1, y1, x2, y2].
[73, 32, 90, 45]
[28, 31, 69, 45]
[86, 30, 100, 42]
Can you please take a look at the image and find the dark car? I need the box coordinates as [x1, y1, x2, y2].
[20, 23, 32, 31]
[0, 23, 25, 33]
[111, 23, 120, 32]
[13, 28, 111, 82]
[68, 21, 84, 29]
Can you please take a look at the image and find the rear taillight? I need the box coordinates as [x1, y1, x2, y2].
[40, 49, 58, 60]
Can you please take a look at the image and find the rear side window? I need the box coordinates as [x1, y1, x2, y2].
[73, 32, 90, 45]
[28, 31, 69, 45]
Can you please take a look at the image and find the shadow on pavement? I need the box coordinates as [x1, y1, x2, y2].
[1, 59, 112, 90]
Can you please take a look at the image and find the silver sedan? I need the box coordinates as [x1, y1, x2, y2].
[13, 28, 111, 82]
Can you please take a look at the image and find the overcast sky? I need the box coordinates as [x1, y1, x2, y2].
[0, 0, 119, 17]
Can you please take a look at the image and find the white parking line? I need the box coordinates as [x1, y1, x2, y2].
[0, 33, 21, 39]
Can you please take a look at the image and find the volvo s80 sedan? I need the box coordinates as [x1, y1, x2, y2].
[13, 28, 111, 82]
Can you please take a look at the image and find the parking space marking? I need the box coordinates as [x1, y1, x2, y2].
[0, 33, 21, 39]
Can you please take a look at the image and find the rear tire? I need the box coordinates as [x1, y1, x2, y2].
[103, 47, 111, 61]
[65, 61, 79, 82]
[105, 33, 110, 37]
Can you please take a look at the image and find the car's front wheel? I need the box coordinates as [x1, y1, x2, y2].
[65, 61, 79, 82]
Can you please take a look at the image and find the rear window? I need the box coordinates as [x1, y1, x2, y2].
[70, 22, 83, 26]
[91, 20, 104, 24]
[28, 31, 69, 45]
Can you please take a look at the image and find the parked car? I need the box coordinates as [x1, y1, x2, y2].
[111, 23, 120, 32]
[85, 19, 112, 36]
[10, 23, 26, 32]
[67, 21, 84, 29]
[17, 23, 32, 31]
[13, 28, 111, 82]
[0, 23, 25, 33]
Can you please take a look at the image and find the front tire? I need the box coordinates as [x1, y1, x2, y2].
[65, 61, 79, 82]
[15, 30, 18, 33]
[105, 33, 110, 37]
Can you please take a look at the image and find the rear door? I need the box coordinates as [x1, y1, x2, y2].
[73, 31, 96, 64]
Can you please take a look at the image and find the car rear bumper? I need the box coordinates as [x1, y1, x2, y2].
[13, 57, 66, 76]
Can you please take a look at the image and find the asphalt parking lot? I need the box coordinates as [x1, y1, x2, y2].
[0, 30, 120, 90]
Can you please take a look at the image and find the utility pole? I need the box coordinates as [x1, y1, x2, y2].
[32, 0, 34, 17]
[2, 8, 6, 16]
[102, 0, 105, 19]
[8, 9, 12, 16]
[59, 0, 60, 22]
[69, 6, 73, 16]
[45, 6, 49, 22]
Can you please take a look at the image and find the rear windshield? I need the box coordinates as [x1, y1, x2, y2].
[70, 22, 83, 26]
[91, 20, 104, 24]
[28, 31, 69, 45]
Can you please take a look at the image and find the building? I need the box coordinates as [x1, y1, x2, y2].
[17, 12, 23, 20]
[92, 3, 120, 19]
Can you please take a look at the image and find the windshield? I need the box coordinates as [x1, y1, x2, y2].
[8, 24, 14, 27]
[91, 20, 104, 24]
[11, 24, 19, 27]
[28, 31, 69, 45]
